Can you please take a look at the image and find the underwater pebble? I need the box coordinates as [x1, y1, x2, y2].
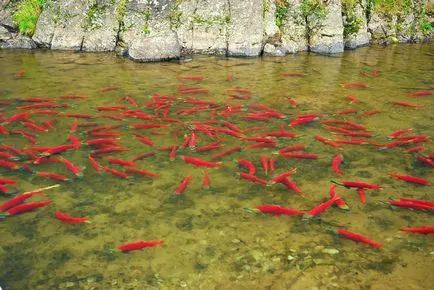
[314, 245, 324, 252]
[287, 255, 295, 261]
[322, 248, 340, 255]
[231, 238, 241, 244]
[180, 281, 188, 287]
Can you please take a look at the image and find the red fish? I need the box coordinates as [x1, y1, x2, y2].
[278, 145, 305, 155]
[183, 156, 222, 168]
[289, 116, 319, 127]
[5, 201, 51, 216]
[329, 184, 349, 210]
[340, 82, 368, 88]
[102, 167, 129, 179]
[239, 172, 267, 185]
[131, 123, 168, 130]
[107, 157, 135, 167]
[388, 173, 430, 185]
[59, 157, 82, 177]
[335, 181, 382, 189]
[281, 153, 319, 159]
[175, 175, 192, 195]
[336, 109, 357, 115]
[131, 152, 155, 162]
[346, 95, 357, 103]
[392, 101, 422, 108]
[281, 72, 305, 77]
[404, 145, 424, 153]
[177, 75, 205, 81]
[305, 195, 338, 218]
[117, 240, 164, 251]
[417, 155, 434, 167]
[400, 227, 434, 234]
[211, 146, 242, 159]
[269, 158, 276, 172]
[98, 86, 120, 92]
[55, 212, 89, 224]
[37, 171, 69, 181]
[362, 109, 380, 117]
[336, 228, 383, 248]
[255, 205, 304, 216]
[388, 200, 433, 211]
[89, 155, 102, 171]
[124, 168, 158, 177]
[332, 155, 343, 176]
[357, 188, 366, 204]
[202, 173, 210, 189]
[280, 178, 302, 195]
[407, 91, 432, 97]
[270, 169, 297, 184]
[238, 159, 256, 175]
[169, 145, 177, 161]
[0, 191, 43, 211]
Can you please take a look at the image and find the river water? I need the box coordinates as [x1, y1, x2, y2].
[0, 44, 433, 290]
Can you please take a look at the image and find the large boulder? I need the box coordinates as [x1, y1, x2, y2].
[343, 0, 370, 49]
[0, 36, 36, 49]
[227, 0, 264, 56]
[82, 0, 119, 52]
[50, 0, 91, 51]
[280, 0, 309, 53]
[120, 0, 181, 62]
[190, 0, 229, 55]
[310, 0, 344, 54]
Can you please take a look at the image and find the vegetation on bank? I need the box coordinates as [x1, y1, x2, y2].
[12, 0, 45, 36]
[342, 0, 363, 37]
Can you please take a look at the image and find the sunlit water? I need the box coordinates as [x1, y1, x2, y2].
[0, 44, 433, 290]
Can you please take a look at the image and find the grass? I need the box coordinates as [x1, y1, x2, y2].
[275, 0, 290, 29]
[12, 0, 46, 36]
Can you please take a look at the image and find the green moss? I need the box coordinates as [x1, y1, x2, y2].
[301, 0, 327, 40]
[85, 1, 106, 31]
[419, 3, 433, 36]
[168, 1, 182, 30]
[117, 0, 127, 23]
[373, 0, 412, 15]
[275, 0, 290, 29]
[142, 9, 151, 34]
[12, 0, 46, 36]
[342, 0, 363, 37]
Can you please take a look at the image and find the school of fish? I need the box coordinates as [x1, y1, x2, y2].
[0, 69, 433, 254]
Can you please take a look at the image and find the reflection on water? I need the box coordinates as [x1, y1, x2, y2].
[0, 45, 433, 289]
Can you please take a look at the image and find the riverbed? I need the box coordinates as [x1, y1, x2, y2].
[0, 44, 433, 290]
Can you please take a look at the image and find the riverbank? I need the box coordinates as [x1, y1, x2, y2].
[1, 0, 433, 62]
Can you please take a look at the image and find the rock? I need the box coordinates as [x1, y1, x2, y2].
[368, 10, 396, 45]
[190, 0, 229, 55]
[0, 36, 36, 49]
[120, 0, 181, 62]
[0, 25, 12, 40]
[321, 248, 340, 255]
[32, 2, 58, 48]
[82, 0, 119, 52]
[51, 0, 91, 51]
[310, 0, 344, 54]
[263, 43, 288, 56]
[343, 0, 370, 49]
[227, 0, 263, 56]
[280, 0, 308, 53]
[0, 0, 16, 29]
[287, 255, 295, 261]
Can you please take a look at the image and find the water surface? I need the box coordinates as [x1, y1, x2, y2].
[0, 45, 433, 290]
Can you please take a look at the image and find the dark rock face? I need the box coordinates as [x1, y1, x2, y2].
[0, 0, 432, 61]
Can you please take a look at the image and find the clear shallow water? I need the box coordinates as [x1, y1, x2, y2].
[0, 45, 433, 290]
